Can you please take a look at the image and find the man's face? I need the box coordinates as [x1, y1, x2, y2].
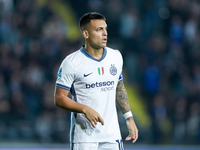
[85, 19, 108, 50]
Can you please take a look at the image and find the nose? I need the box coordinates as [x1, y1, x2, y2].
[103, 29, 108, 36]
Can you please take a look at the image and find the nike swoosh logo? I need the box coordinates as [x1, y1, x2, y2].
[84, 72, 93, 77]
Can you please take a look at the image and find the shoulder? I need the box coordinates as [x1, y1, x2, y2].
[106, 47, 123, 59]
[61, 49, 82, 66]
[57, 51, 79, 74]
[65, 50, 81, 62]
[106, 47, 121, 53]
[106, 47, 122, 55]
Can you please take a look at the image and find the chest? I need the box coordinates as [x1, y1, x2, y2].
[74, 58, 121, 87]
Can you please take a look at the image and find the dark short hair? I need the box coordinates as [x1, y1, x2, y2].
[79, 12, 106, 32]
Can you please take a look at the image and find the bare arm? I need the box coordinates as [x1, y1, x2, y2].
[116, 80, 131, 114]
[116, 80, 138, 143]
[54, 87, 104, 127]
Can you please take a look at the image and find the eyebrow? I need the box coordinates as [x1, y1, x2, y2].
[96, 26, 108, 29]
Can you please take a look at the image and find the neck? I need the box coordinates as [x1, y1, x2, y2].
[84, 45, 104, 60]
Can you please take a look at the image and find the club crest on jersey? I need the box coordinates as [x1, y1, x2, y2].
[110, 64, 117, 76]
[58, 68, 62, 78]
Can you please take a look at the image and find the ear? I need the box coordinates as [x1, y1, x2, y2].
[82, 30, 89, 39]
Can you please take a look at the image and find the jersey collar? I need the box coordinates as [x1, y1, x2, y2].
[80, 46, 107, 62]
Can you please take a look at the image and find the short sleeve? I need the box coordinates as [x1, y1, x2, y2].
[55, 58, 75, 91]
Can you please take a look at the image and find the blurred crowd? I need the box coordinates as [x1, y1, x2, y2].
[0, 0, 200, 145]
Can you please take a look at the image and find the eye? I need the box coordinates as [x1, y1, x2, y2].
[97, 28, 102, 31]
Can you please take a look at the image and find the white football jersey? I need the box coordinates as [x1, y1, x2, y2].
[55, 46, 123, 143]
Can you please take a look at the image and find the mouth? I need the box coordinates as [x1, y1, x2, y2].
[102, 38, 107, 43]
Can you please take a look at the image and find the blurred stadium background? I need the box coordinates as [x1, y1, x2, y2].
[0, 0, 200, 149]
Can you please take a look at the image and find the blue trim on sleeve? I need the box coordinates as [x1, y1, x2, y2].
[119, 72, 123, 81]
[56, 83, 70, 91]
[80, 46, 107, 62]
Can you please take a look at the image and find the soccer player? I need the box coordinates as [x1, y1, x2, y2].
[54, 12, 138, 150]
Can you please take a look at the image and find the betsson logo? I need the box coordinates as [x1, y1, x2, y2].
[86, 81, 115, 92]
